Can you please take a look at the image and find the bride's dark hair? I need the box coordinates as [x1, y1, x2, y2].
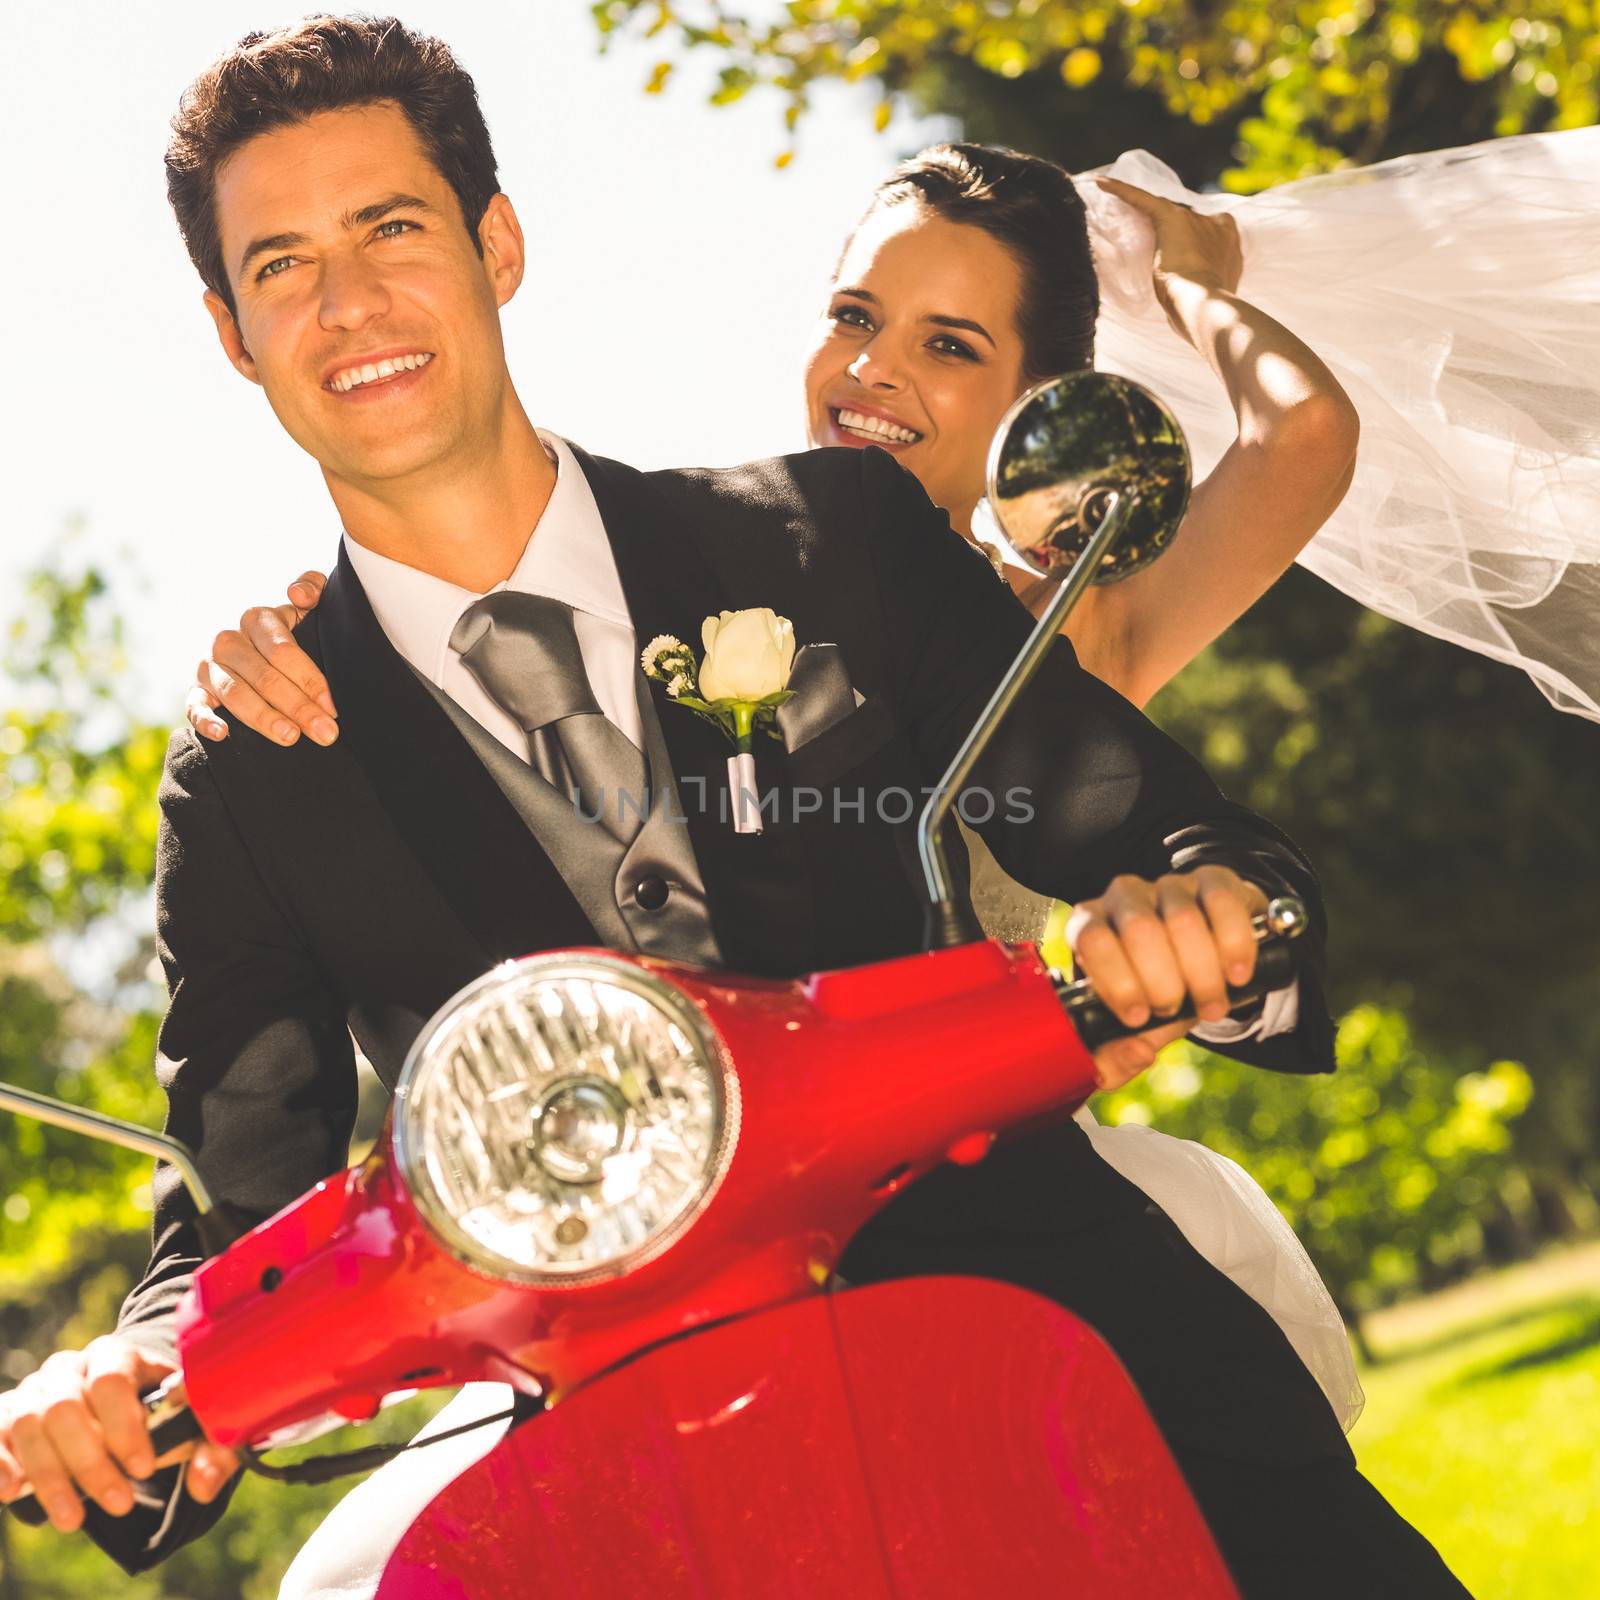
[857, 143, 1098, 383]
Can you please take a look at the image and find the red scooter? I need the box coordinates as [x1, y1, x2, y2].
[3, 375, 1297, 1596]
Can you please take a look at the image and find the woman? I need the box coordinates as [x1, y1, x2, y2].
[796, 145, 1356, 949]
[185, 143, 1367, 1429]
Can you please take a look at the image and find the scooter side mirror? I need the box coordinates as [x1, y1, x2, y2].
[987, 371, 1190, 584]
[0, 1081, 245, 1256]
[917, 372, 1193, 949]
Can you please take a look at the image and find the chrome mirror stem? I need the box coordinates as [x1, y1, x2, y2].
[0, 1081, 217, 1216]
[917, 490, 1135, 948]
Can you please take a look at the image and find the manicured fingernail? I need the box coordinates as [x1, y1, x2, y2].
[273, 721, 298, 744]
[104, 1485, 134, 1516]
[130, 1455, 154, 1480]
[1125, 1006, 1149, 1028]
[1201, 1001, 1227, 1022]
[311, 716, 338, 745]
[317, 693, 337, 717]
[1229, 963, 1250, 984]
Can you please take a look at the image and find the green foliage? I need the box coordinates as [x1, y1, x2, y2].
[592, 1, 1599, 186]
[1, 562, 169, 1330]
[0, 967, 163, 1294]
[1110, 575, 1597, 1304]
[1146, 570, 1600, 1192]
[2, 566, 165, 942]
[1097, 1007, 1533, 1312]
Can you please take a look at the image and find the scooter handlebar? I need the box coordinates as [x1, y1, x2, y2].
[1057, 896, 1308, 1051]
[6, 1385, 203, 1527]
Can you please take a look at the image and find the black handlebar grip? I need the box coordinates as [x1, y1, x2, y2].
[7, 1393, 203, 1526]
[1066, 934, 1299, 1052]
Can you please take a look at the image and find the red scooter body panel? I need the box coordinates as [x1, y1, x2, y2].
[156, 942, 1245, 1595]
[178, 942, 1097, 1445]
[376, 1279, 1237, 1599]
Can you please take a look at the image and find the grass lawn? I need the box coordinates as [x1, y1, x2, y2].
[1352, 1246, 1600, 1599]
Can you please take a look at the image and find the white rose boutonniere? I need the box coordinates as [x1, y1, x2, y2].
[641, 609, 796, 753]
[699, 608, 796, 704]
[641, 608, 798, 833]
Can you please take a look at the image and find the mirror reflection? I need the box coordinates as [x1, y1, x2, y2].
[985, 371, 1191, 584]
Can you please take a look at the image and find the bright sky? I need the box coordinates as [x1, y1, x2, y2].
[4, 2, 952, 713]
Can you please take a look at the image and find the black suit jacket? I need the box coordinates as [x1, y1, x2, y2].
[104, 444, 1334, 1567]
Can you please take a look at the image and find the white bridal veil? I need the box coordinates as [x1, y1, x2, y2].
[1077, 127, 1600, 722]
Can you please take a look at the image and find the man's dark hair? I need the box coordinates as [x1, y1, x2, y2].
[856, 143, 1098, 384]
[166, 14, 499, 317]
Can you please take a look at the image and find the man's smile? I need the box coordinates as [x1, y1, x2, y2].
[323, 349, 435, 395]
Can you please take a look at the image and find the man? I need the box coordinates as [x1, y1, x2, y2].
[0, 17, 1467, 1597]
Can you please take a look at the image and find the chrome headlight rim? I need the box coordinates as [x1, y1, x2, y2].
[392, 953, 740, 1289]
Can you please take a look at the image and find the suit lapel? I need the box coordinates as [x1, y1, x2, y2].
[317, 547, 600, 960]
[574, 446, 817, 976]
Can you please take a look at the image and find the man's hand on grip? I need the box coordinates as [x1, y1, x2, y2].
[1067, 865, 1267, 1090]
[0, 1337, 238, 1531]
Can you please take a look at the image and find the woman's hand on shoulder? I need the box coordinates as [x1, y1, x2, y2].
[187, 571, 337, 747]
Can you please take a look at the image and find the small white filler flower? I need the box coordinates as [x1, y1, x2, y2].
[641, 610, 797, 833]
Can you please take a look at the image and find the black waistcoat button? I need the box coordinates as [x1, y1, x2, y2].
[635, 875, 669, 911]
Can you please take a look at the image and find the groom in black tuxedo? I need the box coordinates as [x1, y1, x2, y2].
[0, 17, 1469, 1598]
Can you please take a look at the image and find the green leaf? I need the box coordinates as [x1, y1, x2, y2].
[587, 0, 1600, 196]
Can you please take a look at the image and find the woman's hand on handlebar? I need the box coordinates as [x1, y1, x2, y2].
[1067, 865, 1267, 1091]
[187, 571, 335, 747]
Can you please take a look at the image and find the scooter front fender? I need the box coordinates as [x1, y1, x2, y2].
[376, 1276, 1238, 1599]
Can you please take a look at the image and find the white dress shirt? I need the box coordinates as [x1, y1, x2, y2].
[343, 430, 641, 756]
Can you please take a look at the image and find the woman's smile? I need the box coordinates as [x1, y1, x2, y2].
[822, 402, 926, 452]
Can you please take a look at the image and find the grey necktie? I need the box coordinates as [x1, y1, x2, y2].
[450, 591, 649, 843]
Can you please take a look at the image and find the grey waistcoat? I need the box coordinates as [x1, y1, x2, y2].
[415, 667, 723, 968]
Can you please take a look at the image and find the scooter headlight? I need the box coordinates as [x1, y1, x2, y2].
[392, 955, 737, 1284]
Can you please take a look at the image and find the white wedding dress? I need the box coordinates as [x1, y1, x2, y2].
[280, 127, 1600, 1597]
